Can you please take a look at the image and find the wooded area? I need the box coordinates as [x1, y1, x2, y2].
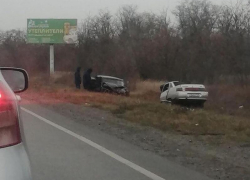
[1, 0, 250, 84]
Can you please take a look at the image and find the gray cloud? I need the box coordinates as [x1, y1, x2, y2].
[0, 0, 242, 30]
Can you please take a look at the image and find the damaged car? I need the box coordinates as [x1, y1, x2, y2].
[91, 75, 129, 96]
[160, 81, 208, 107]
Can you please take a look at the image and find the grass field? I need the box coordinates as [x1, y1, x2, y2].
[23, 72, 250, 143]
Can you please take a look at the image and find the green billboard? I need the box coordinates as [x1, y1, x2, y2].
[27, 19, 77, 44]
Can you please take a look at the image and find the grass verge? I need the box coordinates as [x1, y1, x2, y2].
[23, 74, 250, 143]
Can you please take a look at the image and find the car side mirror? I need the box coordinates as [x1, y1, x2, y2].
[0, 68, 29, 93]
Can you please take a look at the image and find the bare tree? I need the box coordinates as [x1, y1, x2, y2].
[173, 0, 220, 38]
[1, 2, 250, 84]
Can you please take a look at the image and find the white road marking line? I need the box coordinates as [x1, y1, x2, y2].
[21, 107, 166, 180]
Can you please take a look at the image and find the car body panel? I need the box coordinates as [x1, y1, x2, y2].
[167, 82, 177, 100]
[0, 144, 32, 180]
[0, 69, 32, 180]
[176, 91, 208, 100]
[96, 75, 123, 81]
[160, 83, 169, 101]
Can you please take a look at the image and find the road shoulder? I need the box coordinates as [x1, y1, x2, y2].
[22, 100, 250, 180]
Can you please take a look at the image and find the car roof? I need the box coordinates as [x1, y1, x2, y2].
[163, 81, 179, 84]
[161, 81, 179, 86]
[97, 75, 123, 81]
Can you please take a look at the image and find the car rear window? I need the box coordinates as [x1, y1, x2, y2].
[173, 82, 181, 86]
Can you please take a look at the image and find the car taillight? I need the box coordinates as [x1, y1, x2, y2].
[176, 88, 183, 91]
[0, 99, 21, 148]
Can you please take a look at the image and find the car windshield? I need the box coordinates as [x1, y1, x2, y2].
[102, 78, 124, 86]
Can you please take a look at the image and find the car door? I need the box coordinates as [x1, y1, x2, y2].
[160, 83, 169, 102]
[167, 82, 175, 100]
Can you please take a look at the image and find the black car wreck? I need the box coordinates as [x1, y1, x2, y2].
[90, 75, 129, 96]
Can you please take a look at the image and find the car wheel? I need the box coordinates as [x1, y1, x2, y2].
[166, 98, 172, 103]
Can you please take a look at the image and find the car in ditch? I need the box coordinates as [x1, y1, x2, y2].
[160, 81, 208, 107]
[91, 75, 129, 96]
[0, 67, 32, 180]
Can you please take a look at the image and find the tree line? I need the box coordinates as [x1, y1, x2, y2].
[1, 0, 250, 84]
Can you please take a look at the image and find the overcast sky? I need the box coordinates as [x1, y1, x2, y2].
[0, 0, 244, 31]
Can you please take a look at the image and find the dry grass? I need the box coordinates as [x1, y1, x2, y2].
[113, 102, 250, 141]
[206, 85, 250, 118]
[134, 80, 164, 94]
[23, 73, 250, 142]
[128, 80, 164, 101]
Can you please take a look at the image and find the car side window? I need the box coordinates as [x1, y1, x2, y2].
[163, 84, 169, 92]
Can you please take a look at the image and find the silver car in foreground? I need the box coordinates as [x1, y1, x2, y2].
[0, 68, 32, 180]
[160, 81, 208, 107]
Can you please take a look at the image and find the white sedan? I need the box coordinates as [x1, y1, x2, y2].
[160, 81, 208, 107]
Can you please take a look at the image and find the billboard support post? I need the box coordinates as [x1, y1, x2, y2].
[50, 44, 55, 75]
[27, 19, 78, 76]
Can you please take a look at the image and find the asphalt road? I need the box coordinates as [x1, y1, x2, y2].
[21, 104, 213, 180]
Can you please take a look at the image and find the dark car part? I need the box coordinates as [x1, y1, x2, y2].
[91, 76, 129, 96]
